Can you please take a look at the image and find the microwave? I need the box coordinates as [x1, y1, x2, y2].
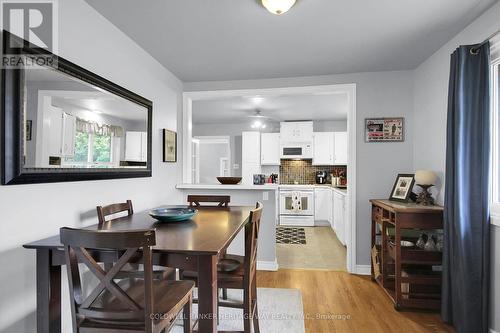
[280, 142, 313, 159]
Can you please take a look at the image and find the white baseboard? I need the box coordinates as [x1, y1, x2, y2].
[257, 260, 279, 271]
[355, 265, 371, 275]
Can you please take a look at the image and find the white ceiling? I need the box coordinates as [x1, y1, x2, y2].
[192, 93, 348, 124]
[26, 68, 147, 121]
[85, 0, 497, 82]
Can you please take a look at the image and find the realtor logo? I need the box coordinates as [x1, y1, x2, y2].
[1, 0, 58, 68]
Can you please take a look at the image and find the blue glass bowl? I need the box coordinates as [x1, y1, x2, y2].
[149, 207, 197, 222]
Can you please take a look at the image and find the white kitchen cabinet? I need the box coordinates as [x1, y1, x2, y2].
[61, 113, 76, 157]
[260, 133, 280, 165]
[314, 187, 332, 222]
[333, 132, 348, 165]
[280, 121, 313, 142]
[45, 104, 63, 158]
[333, 191, 346, 245]
[312, 132, 334, 165]
[125, 131, 147, 162]
[242, 131, 261, 184]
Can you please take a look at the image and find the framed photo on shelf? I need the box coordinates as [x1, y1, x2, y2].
[365, 117, 404, 142]
[163, 129, 177, 162]
[389, 173, 415, 202]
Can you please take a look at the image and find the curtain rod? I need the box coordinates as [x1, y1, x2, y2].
[481, 27, 500, 44]
[470, 28, 500, 54]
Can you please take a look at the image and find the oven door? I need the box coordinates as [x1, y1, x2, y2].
[280, 191, 314, 215]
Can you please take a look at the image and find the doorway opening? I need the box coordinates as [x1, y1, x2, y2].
[182, 84, 357, 273]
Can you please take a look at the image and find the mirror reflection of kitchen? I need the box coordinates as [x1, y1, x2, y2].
[23, 66, 148, 170]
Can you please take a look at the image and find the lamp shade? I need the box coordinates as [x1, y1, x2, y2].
[415, 170, 437, 185]
[261, 0, 296, 15]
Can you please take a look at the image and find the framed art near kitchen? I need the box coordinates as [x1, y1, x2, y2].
[389, 173, 415, 202]
[365, 117, 404, 142]
[163, 129, 177, 162]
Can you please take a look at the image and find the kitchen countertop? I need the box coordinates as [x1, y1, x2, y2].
[176, 183, 279, 190]
[176, 183, 347, 195]
[279, 184, 348, 195]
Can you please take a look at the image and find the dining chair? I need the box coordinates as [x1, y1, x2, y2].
[183, 202, 263, 333]
[97, 199, 134, 225]
[185, 194, 232, 298]
[60, 227, 194, 333]
[97, 200, 173, 280]
[187, 195, 230, 207]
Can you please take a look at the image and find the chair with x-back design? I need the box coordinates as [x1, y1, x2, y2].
[60, 227, 194, 333]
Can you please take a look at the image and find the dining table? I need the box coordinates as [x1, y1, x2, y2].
[23, 205, 253, 333]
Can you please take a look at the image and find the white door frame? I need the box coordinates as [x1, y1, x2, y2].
[182, 84, 357, 274]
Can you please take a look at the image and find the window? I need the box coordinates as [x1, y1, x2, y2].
[65, 131, 113, 167]
[490, 34, 500, 225]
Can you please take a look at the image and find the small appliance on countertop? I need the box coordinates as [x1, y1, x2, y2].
[253, 174, 266, 185]
[269, 173, 279, 184]
[315, 171, 328, 184]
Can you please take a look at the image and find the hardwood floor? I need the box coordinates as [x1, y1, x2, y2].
[257, 269, 454, 333]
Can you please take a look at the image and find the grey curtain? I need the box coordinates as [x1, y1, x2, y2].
[443, 42, 490, 332]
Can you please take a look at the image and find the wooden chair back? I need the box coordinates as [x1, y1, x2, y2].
[59, 227, 156, 329]
[187, 195, 230, 207]
[97, 200, 134, 225]
[243, 202, 263, 282]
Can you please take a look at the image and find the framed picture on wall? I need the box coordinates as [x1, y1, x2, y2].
[26, 120, 32, 141]
[365, 117, 404, 142]
[163, 129, 177, 162]
[389, 173, 415, 202]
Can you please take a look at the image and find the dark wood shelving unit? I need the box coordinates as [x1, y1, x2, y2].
[370, 199, 444, 311]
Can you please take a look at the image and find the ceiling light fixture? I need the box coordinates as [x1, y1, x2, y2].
[251, 120, 267, 129]
[261, 0, 296, 15]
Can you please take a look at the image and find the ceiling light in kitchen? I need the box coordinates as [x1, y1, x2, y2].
[251, 120, 267, 129]
[261, 0, 296, 15]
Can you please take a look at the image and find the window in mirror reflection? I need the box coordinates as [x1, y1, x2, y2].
[23, 65, 149, 170]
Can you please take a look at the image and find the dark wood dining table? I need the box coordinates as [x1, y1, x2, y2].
[23, 205, 253, 333]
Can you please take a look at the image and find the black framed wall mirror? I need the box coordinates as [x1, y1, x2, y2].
[1, 31, 152, 185]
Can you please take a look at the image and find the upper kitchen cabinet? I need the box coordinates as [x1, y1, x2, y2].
[280, 121, 313, 143]
[312, 132, 334, 165]
[312, 131, 348, 166]
[261, 132, 280, 165]
[125, 131, 148, 162]
[333, 132, 348, 165]
[61, 113, 76, 158]
[242, 131, 261, 184]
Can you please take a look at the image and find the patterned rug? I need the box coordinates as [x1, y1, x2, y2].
[276, 227, 307, 244]
[171, 288, 305, 333]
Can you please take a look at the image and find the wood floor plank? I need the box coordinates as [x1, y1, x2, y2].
[257, 269, 454, 333]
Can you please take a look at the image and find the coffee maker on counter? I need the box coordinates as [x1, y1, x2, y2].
[315, 171, 328, 184]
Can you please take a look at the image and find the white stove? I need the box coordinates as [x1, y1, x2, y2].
[279, 186, 315, 226]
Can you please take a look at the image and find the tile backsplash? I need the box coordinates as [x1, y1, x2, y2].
[279, 159, 347, 185]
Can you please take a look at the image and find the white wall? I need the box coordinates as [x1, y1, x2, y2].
[314, 120, 348, 132]
[412, 2, 500, 330]
[185, 70, 415, 266]
[0, 0, 183, 332]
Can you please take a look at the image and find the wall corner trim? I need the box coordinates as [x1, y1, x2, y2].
[355, 265, 371, 275]
[257, 260, 279, 271]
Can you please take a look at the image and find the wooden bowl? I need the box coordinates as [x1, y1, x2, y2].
[217, 177, 242, 185]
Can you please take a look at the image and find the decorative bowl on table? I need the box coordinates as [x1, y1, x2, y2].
[216, 177, 242, 185]
[149, 207, 197, 222]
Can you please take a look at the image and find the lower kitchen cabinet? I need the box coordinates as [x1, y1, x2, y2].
[314, 188, 332, 222]
[333, 191, 346, 245]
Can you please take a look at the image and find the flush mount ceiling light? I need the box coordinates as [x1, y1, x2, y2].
[261, 0, 296, 15]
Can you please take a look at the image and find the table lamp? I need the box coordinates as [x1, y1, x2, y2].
[415, 170, 437, 206]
